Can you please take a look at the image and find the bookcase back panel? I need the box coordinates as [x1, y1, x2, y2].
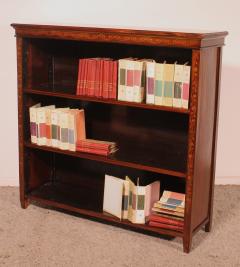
[23, 38, 192, 93]
[24, 94, 189, 174]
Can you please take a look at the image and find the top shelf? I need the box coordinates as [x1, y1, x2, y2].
[24, 89, 190, 114]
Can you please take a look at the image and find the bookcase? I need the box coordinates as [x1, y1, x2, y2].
[11, 24, 227, 253]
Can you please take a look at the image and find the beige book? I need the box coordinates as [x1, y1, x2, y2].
[173, 64, 183, 108]
[118, 59, 127, 101]
[154, 63, 164, 106]
[122, 180, 130, 219]
[162, 64, 174, 107]
[146, 62, 155, 104]
[103, 175, 124, 219]
[133, 60, 144, 103]
[29, 103, 41, 144]
[36, 105, 55, 146]
[181, 65, 191, 109]
[59, 110, 69, 150]
[125, 59, 135, 102]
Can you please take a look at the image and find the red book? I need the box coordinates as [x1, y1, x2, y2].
[110, 61, 118, 99]
[99, 59, 104, 98]
[88, 59, 96, 97]
[149, 221, 183, 231]
[83, 59, 88, 96]
[108, 61, 113, 100]
[76, 140, 111, 150]
[149, 214, 184, 227]
[94, 59, 101, 98]
[76, 147, 110, 156]
[102, 60, 109, 99]
[39, 123, 46, 138]
[76, 59, 82, 95]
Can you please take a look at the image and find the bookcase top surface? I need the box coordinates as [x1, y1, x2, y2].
[11, 23, 228, 48]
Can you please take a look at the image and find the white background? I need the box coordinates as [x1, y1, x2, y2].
[0, 0, 239, 185]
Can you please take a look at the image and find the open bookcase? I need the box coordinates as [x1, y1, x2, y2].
[11, 24, 227, 253]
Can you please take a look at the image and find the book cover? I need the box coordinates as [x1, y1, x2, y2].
[75, 109, 86, 142]
[173, 64, 183, 108]
[162, 64, 174, 107]
[103, 175, 124, 219]
[146, 62, 155, 104]
[149, 214, 184, 227]
[159, 190, 185, 209]
[154, 63, 164, 106]
[182, 65, 191, 109]
[152, 208, 184, 218]
[145, 180, 160, 218]
[125, 60, 135, 102]
[29, 103, 41, 144]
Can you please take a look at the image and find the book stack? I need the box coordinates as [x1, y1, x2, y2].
[146, 62, 191, 109]
[103, 175, 160, 223]
[76, 139, 118, 156]
[76, 58, 118, 99]
[149, 190, 185, 231]
[118, 58, 150, 103]
[29, 103, 86, 151]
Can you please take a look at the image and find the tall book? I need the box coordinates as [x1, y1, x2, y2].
[173, 64, 183, 108]
[103, 175, 125, 219]
[122, 180, 130, 219]
[162, 64, 174, 107]
[59, 110, 69, 150]
[133, 60, 145, 103]
[36, 105, 55, 146]
[29, 103, 41, 144]
[182, 65, 191, 109]
[154, 63, 164, 106]
[146, 62, 155, 104]
[125, 59, 135, 102]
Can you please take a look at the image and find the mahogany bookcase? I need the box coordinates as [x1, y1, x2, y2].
[11, 24, 227, 253]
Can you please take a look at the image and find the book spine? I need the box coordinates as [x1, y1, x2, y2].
[111, 61, 118, 100]
[122, 180, 129, 219]
[118, 60, 126, 101]
[146, 62, 155, 104]
[125, 60, 134, 102]
[45, 109, 52, 146]
[182, 65, 191, 109]
[94, 59, 101, 98]
[162, 64, 174, 107]
[133, 61, 144, 103]
[154, 63, 164, 106]
[173, 64, 183, 108]
[29, 104, 40, 144]
[36, 109, 46, 146]
[108, 61, 113, 100]
[89, 59, 96, 97]
[149, 221, 183, 231]
[127, 177, 134, 222]
[76, 147, 109, 156]
[83, 59, 88, 96]
[149, 214, 184, 227]
[68, 113, 76, 152]
[75, 110, 86, 142]
[76, 59, 83, 95]
[134, 186, 145, 224]
[102, 60, 110, 99]
[51, 111, 59, 148]
[59, 112, 69, 150]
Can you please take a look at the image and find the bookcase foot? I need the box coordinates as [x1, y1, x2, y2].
[20, 198, 29, 209]
[183, 236, 192, 253]
[204, 220, 212, 232]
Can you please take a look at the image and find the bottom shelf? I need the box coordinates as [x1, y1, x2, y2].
[28, 182, 183, 238]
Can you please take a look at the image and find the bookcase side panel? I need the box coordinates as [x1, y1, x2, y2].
[191, 47, 220, 231]
[16, 37, 28, 208]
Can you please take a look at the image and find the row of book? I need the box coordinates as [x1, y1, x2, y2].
[103, 174, 185, 230]
[119, 59, 190, 108]
[75, 57, 191, 109]
[29, 104, 86, 151]
[149, 190, 185, 231]
[76, 58, 118, 99]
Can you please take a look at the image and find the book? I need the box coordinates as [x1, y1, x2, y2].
[159, 190, 185, 209]
[153, 202, 184, 213]
[162, 64, 174, 107]
[149, 214, 184, 227]
[133, 60, 144, 103]
[182, 65, 191, 109]
[122, 180, 130, 219]
[59, 111, 69, 150]
[152, 207, 185, 218]
[125, 59, 135, 102]
[29, 103, 41, 144]
[146, 62, 155, 104]
[36, 105, 55, 146]
[126, 177, 160, 224]
[173, 64, 183, 108]
[118, 59, 126, 101]
[154, 63, 164, 106]
[149, 221, 183, 231]
[51, 108, 69, 148]
[103, 175, 125, 219]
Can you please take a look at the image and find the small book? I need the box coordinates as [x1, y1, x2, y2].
[103, 175, 125, 219]
[29, 103, 41, 144]
[149, 214, 184, 227]
[154, 63, 164, 106]
[149, 221, 183, 231]
[162, 63, 174, 107]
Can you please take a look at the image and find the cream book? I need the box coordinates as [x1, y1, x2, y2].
[36, 105, 55, 146]
[51, 108, 69, 148]
[125, 59, 135, 102]
[29, 103, 41, 144]
[103, 175, 124, 219]
[182, 65, 191, 109]
[154, 63, 164, 106]
[59, 110, 69, 150]
[173, 64, 183, 108]
[133, 60, 144, 103]
[146, 62, 155, 104]
[162, 64, 174, 107]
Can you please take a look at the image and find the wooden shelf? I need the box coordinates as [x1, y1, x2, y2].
[24, 89, 190, 114]
[25, 141, 187, 178]
[28, 182, 183, 237]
